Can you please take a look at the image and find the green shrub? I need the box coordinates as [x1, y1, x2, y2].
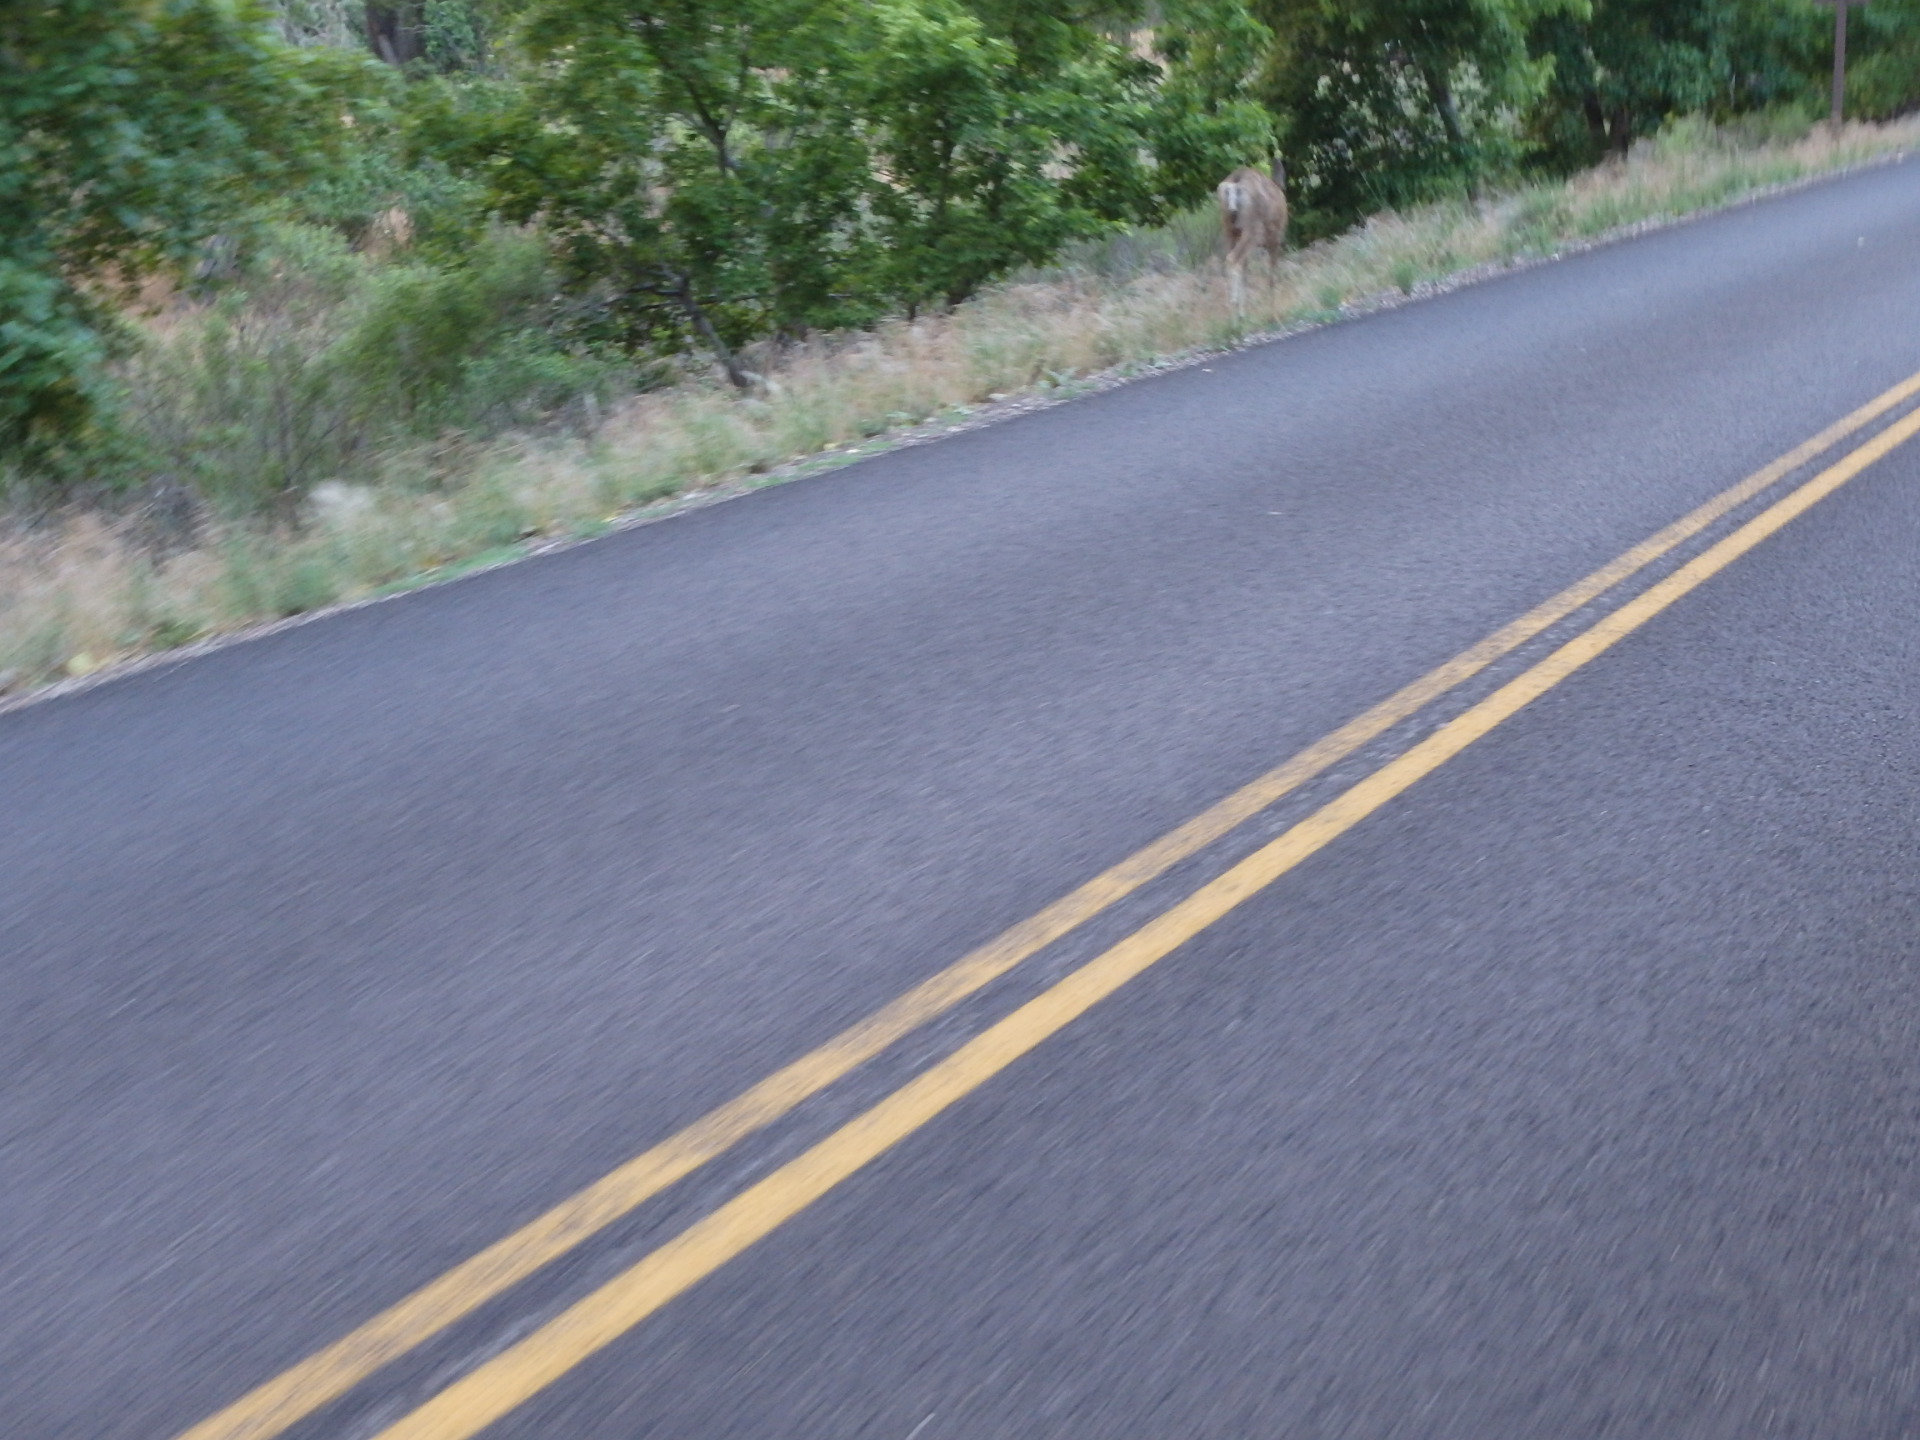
[1032, 205, 1228, 283]
[0, 0, 370, 459]
[110, 223, 622, 515]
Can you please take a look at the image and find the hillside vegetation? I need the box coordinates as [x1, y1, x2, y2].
[5, 1, 1920, 694]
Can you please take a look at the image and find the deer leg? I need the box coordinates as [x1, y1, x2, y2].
[1226, 232, 1255, 312]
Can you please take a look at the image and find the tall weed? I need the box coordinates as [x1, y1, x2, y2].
[112, 224, 622, 514]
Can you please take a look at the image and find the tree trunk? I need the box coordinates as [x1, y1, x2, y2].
[668, 272, 753, 391]
[1419, 62, 1479, 200]
[1583, 94, 1609, 154]
[364, 4, 424, 67]
[1606, 105, 1632, 157]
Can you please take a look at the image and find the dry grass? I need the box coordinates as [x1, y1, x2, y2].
[6, 115, 1917, 699]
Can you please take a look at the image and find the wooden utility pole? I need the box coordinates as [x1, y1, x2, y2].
[1814, 0, 1864, 131]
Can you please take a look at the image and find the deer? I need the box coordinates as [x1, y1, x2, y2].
[1217, 160, 1289, 310]
[359, 205, 415, 259]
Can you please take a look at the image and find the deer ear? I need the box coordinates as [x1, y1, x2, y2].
[1270, 158, 1287, 188]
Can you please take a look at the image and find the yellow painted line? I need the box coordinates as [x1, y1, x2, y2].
[174, 369, 1920, 1440]
[368, 402, 1920, 1440]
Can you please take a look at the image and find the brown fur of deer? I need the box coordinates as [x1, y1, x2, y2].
[1217, 161, 1289, 308]
[359, 206, 415, 260]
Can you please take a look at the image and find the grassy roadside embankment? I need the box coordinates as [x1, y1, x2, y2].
[5, 115, 1917, 703]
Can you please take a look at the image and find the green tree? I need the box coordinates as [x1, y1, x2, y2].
[857, 0, 1169, 313]
[358, 1, 524, 71]
[445, 0, 876, 386]
[1256, 0, 1578, 234]
[1527, 1, 1821, 168]
[860, 0, 1270, 299]
[1850, 0, 1920, 117]
[1148, 0, 1284, 203]
[0, 0, 358, 457]
[450, 0, 1268, 382]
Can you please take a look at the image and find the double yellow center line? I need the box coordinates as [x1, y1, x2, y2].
[181, 368, 1920, 1440]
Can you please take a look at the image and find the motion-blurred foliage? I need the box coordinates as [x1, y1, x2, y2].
[0, 0, 368, 457]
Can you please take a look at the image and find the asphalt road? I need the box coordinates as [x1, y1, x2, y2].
[8, 158, 1920, 1440]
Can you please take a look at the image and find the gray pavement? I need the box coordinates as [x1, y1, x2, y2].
[7, 158, 1920, 1439]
